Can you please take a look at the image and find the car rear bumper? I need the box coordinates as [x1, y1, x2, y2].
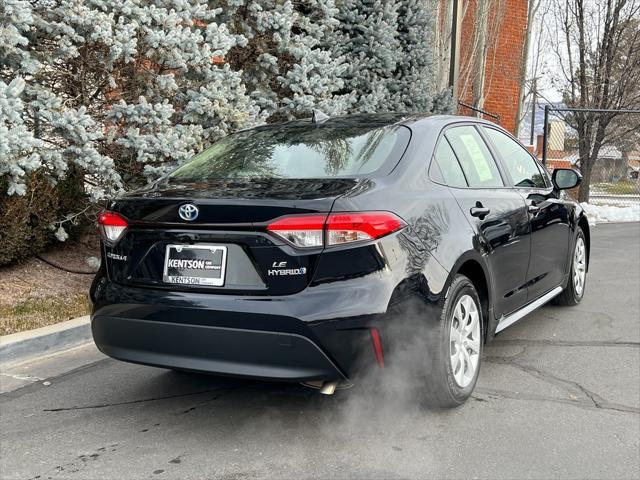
[92, 315, 346, 381]
[89, 275, 397, 381]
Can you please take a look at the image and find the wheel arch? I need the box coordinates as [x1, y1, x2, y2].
[446, 254, 493, 342]
[577, 214, 591, 271]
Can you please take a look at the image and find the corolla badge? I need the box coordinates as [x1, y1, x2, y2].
[178, 203, 199, 221]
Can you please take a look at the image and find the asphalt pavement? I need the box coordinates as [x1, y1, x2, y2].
[1, 223, 639, 480]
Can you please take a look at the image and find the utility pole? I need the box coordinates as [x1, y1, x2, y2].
[448, 0, 462, 100]
[529, 77, 537, 146]
[541, 104, 550, 165]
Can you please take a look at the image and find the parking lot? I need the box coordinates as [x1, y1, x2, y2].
[1, 223, 639, 480]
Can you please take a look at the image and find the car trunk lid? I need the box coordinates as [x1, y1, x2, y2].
[102, 178, 361, 295]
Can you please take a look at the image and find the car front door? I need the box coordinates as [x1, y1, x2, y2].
[481, 126, 572, 301]
[438, 124, 531, 318]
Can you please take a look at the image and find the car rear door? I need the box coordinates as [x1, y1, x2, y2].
[434, 124, 531, 318]
[481, 126, 571, 301]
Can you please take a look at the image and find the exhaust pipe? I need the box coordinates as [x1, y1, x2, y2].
[301, 380, 351, 394]
[319, 380, 339, 395]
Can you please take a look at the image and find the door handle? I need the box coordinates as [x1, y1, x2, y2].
[470, 203, 491, 219]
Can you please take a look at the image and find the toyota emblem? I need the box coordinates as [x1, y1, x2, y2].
[178, 203, 199, 221]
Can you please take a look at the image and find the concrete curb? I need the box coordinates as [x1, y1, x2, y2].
[0, 316, 92, 367]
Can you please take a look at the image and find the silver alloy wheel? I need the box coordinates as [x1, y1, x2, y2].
[449, 294, 481, 388]
[573, 236, 587, 297]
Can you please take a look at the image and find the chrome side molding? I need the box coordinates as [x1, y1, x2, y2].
[495, 286, 563, 333]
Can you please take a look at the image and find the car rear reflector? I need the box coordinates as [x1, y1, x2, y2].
[97, 211, 129, 244]
[370, 327, 385, 368]
[267, 212, 406, 248]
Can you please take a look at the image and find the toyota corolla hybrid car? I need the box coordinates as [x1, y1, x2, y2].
[90, 113, 589, 407]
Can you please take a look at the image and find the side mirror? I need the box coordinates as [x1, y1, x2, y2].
[552, 168, 582, 190]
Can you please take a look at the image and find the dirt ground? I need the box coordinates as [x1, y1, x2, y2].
[0, 235, 100, 335]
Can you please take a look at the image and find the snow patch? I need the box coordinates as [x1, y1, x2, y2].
[580, 202, 640, 225]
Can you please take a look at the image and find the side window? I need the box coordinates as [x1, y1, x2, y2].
[445, 126, 504, 188]
[483, 127, 547, 188]
[430, 138, 468, 188]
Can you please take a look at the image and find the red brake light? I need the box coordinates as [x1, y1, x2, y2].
[97, 211, 128, 244]
[326, 212, 405, 245]
[266, 215, 326, 231]
[266, 212, 405, 248]
[98, 211, 128, 227]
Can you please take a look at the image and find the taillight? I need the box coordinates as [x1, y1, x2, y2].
[267, 212, 406, 248]
[326, 212, 405, 246]
[266, 214, 326, 248]
[97, 211, 128, 244]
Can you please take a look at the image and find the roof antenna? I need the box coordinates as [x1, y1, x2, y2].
[312, 109, 330, 124]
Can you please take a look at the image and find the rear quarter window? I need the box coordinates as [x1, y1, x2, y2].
[430, 138, 468, 188]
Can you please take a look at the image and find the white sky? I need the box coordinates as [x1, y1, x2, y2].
[526, 0, 565, 104]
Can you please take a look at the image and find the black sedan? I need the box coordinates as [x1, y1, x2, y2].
[90, 113, 589, 407]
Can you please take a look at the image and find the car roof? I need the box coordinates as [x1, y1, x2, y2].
[234, 113, 414, 134]
[235, 112, 502, 136]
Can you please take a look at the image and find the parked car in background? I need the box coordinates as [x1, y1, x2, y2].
[91, 113, 589, 407]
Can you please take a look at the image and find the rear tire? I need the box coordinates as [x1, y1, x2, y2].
[422, 274, 483, 408]
[554, 228, 587, 306]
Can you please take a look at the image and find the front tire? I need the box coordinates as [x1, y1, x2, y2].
[422, 275, 483, 408]
[554, 228, 587, 306]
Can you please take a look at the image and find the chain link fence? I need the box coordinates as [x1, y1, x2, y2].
[541, 107, 640, 208]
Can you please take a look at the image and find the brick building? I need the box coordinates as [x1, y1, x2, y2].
[440, 0, 529, 134]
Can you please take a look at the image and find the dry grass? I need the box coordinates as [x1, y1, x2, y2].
[0, 294, 90, 336]
[593, 180, 640, 195]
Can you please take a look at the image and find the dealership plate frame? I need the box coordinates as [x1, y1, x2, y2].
[162, 244, 228, 287]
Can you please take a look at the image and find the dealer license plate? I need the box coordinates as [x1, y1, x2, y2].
[163, 244, 227, 287]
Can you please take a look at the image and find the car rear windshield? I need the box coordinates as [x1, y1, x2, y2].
[168, 123, 411, 181]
